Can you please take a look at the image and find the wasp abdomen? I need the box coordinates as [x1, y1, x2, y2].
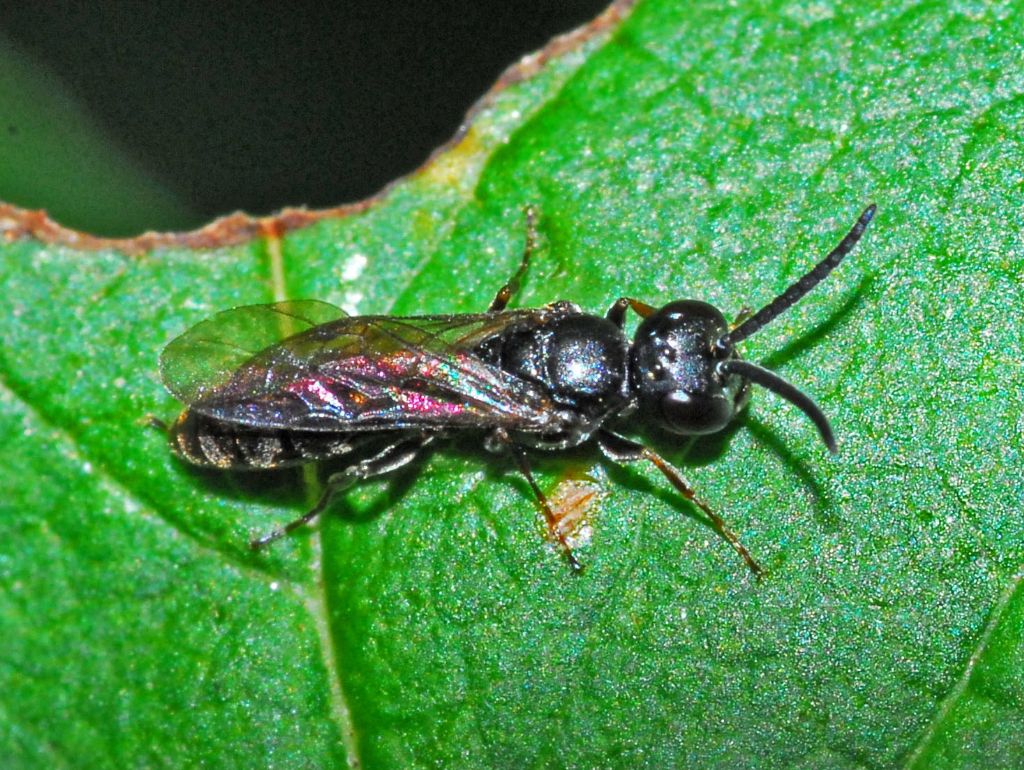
[170, 410, 357, 469]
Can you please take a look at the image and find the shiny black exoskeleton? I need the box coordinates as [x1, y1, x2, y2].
[630, 300, 749, 435]
[475, 305, 630, 450]
[161, 204, 875, 577]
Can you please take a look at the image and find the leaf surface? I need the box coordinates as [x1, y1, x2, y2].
[2, 1, 1023, 767]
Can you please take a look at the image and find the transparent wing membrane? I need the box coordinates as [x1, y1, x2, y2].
[160, 300, 347, 403]
[162, 302, 563, 433]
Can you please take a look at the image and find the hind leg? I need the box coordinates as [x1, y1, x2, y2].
[250, 434, 435, 549]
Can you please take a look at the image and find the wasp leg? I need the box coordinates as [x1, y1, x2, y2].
[489, 428, 583, 572]
[250, 434, 434, 550]
[142, 415, 169, 433]
[595, 429, 763, 578]
[605, 297, 655, 328]
[731, 306, 754, 329]
[488, 205, 539, 312]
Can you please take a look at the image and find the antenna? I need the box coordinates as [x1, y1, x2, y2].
[716, 359, 837, 453]
[717, 204, 876, 349]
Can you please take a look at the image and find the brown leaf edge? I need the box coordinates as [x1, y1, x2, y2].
[0, 0, 637, 256]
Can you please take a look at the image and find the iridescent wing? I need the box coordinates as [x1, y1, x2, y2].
[160, 300, 347, 404]
[160, 301, 564, 433]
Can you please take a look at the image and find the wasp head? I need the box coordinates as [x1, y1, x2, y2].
[629, 300, 749, 436]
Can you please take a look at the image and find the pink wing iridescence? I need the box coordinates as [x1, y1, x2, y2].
[162, 302, 566, 434]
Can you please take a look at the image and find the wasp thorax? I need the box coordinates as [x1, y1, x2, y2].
[500, 314, 628, 413]
[629, 300, 748, 435]
[546, 316, 627, 400]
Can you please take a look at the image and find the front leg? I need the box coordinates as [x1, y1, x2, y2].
[731, 305, 754, 329]
[595, 429, 763, 577]
[605, 297, 655, 329]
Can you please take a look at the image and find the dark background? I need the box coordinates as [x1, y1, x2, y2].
[3, 2, 607, 228]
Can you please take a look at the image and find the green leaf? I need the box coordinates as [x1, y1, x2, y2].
[2, 1, 1023, 767]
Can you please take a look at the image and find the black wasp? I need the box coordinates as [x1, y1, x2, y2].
[160, 204, 875, 576]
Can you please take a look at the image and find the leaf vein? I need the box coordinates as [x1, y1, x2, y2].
[901, 570, 1024, 768]
[271, 226, 362, 768]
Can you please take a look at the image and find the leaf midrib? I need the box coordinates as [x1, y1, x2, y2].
[262, 228, 362, 767]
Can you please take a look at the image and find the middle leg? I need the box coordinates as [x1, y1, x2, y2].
[488, 427, 583, 572]
[488, 205, 539, 312]
[605, 297, 655, 328]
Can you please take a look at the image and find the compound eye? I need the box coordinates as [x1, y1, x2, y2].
[659, 391, 733, 435]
